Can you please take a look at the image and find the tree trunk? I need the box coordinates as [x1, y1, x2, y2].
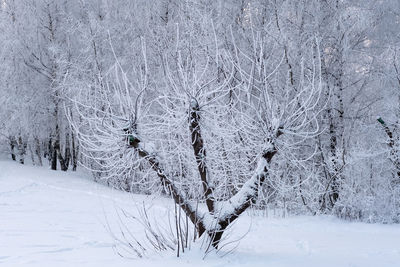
[9, 136, 16, 161]
[56, 139, 68, 171]
[17, 136, 26, 165]
[189, 99, 214, 213]
[50, 137, 57, 170]
[64, 132, 71, 169]
[35, 137, 43, 166]
[71, 131, 78, 171]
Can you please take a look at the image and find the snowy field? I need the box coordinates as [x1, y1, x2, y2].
[1, 159, 400, 267]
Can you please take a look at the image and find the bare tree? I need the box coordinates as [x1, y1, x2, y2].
[70, 25, 324, 247]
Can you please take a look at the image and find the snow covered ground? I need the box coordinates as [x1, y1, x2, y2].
[1, 159, 400, 267]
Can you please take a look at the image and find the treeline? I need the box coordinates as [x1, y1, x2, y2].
[1, 0, 400, 223]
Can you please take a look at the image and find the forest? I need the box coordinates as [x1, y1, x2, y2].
[1, 0, 400, 249]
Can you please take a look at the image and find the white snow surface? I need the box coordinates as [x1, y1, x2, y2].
[1, 159, 400, 267]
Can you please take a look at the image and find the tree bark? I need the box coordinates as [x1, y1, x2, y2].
[129, 136, 207, 236]
[189, 99, 214, 213]
[9, 136, 16, 161]
[17, 136, 26, 165]
[71, 131, 78, 171]
[50, 137, 57, 170]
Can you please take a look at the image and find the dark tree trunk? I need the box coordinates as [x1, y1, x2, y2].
[50, 137, 57, 170]
[52, 125, 69, 171]
[17, 136, 26, 165]
[56, 139, 68, 171]
[58, 154, 68, 171]
[71, 131, 78, 171]
[329, 116, 340, 205]
[189, 99, 214, 213]
[9, 136, 16, 161]
[51, 146, 57, 170]
[64, 132, 71, 169]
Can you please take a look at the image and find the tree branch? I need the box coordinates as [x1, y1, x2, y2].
[189, 98, 215, 213]
[128, 135, 207, 236]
